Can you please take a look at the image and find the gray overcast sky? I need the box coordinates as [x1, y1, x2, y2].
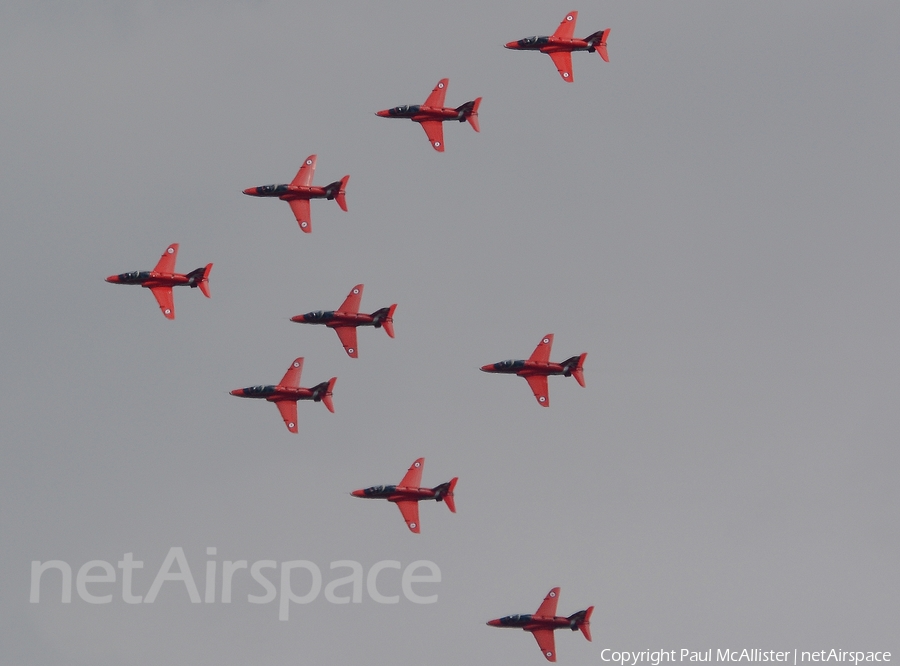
[2, 1, 899, 663]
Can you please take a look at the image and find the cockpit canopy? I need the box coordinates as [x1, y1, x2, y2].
[495, 359, 525, 371]
[255, 184, 289, 195]
[389, 104, 420, 116]
[117, 271, 151, 282]
[244, 385, 275, 396]
[303, 310, 334, 322]
[499, 614, 532, 625]
[364, 484, 397, 496]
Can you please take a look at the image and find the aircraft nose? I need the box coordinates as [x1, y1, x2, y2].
[105, 275, 119, 283]
[289, 315, 304, 323]
[350, 489, 366, 498]
[504, 41, 519, 49]
[242, 187, 257, 196]
[375, 109, 390, 117]
[487, 619, 502, 627]
[229, 389, 244, 397]
[480, 364, 495, 372]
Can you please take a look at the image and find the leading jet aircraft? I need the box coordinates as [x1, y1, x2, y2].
[487, 587, 593, 662]
[376, 78, 481, 152]
[230, 358, 336, 434]
[290, 284, 396, 358]
[505, 11, 610, 82]
[351, 458, 457, 533]
[480, 334, 586, 407]
[105, 243, 212, 320]
[242, 155, 349, 233]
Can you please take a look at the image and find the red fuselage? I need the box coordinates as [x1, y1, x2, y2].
[105, 270, 194, 289]
[487, 614, 574, 631]
[480, 359, 573, 378]
[230, 384, 322, 403]
[350, 484, 443, 503]
[242, 183, 331, 201]
[376, 104, 465, 123]
[505, 35, 594, 54]
[291, 310, 383, 328]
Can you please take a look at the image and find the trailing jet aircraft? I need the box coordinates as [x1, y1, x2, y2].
[105, 243, 212, 320]
[480, 334, 586, 407]
[290, 284, 396, 358]
[242, 155, 349, 233]
[351, 458, 457, 533]
[230, 358, 336, 434]
[376, 78, 481, 152]
[505, 11, 610, 82]
[487, 587, 593, 662]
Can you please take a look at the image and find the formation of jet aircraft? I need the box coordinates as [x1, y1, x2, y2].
[487, 587, 594, 662]
[243, 155, 349, 232]
[290, 284, 396, 358]
[481, 334, 587, 406]
[376, 78, 481, 152]
[105, 10, 607, 658]
[351, 458, 457, 533]
[505, 11, 610, 82]
[230, 358, 336, 434]
[105, 243, 212, 320]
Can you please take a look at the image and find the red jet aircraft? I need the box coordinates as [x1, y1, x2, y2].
[480, 334, 586, 407]
[105, 243, 212, 320]
[230, 358, 336, 434]
[487, 587, 593, 662]
[376, 78, 481, 152]
[351, 458, 457, 533]
[242, 155, 349, 233]
[505, 11, 610, 82]
[290, 284, 396, 358]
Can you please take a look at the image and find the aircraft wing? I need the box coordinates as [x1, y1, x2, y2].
[398, 457, 424, 488]
[524, 375, 550, 406]
[333, 326, 359, 358]
[149, 287, 175, 319]
[337, 284, 363, 314]
[395, 500, 421, 533]
[153, 243, 179, 274]
[528, 334, 554, 363]
[534, 587, 561, 617]
[419, 121, 445, 152]
[274, 400, 299, 434]
[423, 78, 448, 108]
[547, 50, 574, 81]
[290, 155, 317, 187]
[279, 358, 304, 388]
[531, 629, 557, 662]
[288, 199, 312, 232]
[551, 11, 578, 39]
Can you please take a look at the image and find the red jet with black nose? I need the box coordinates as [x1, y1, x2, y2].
[230, 358, 336, 434]
[105, 243, 212, 320]
[481, 334, 586, 406]
[351, 458, 457, 533]
[376, 78, 481, 152]
[505, 11, 610, 82]
[487, 587, 594, 662]
[290, 284, 396, 358]
[242, 155, 348, 233]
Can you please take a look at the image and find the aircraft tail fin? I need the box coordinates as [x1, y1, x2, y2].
[586, 29, 610, 62]
[567, 606, 593, 641]
[456, 97, 481, 132]
[433, 477, 458, 513]
[335, 175, 349, 211]
[319, 377, 337, 413]
[186, 263, 213, 298]
[324, 176, 350, 212]
[372, 304, 397, 338]
[562, 353, 587, 387]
